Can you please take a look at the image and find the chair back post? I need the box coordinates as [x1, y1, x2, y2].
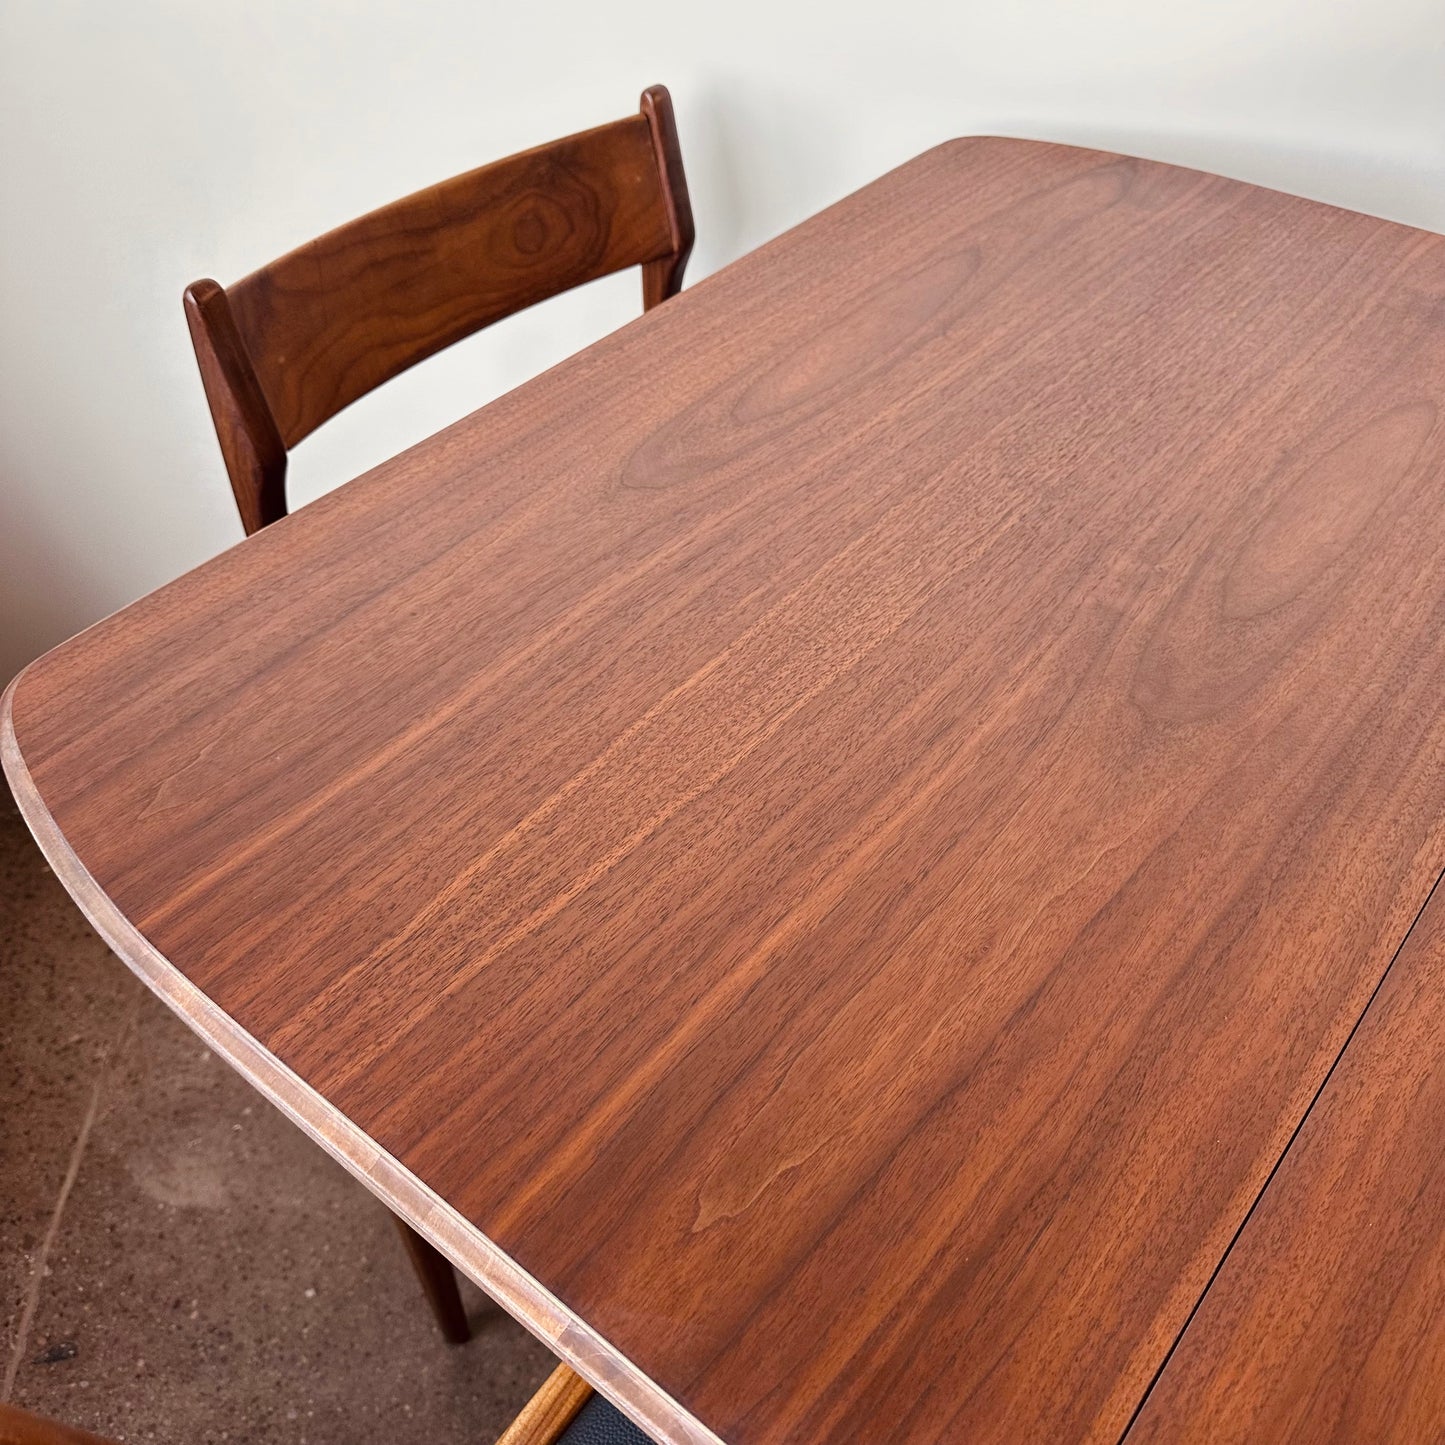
[183, 278, 288, 536]
[639, 84, 695, 309]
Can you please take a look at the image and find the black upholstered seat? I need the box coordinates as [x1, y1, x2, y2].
[557, 1393, 655, 1445]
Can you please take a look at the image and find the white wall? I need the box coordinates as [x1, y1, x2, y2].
[3, 0, 1444, 682]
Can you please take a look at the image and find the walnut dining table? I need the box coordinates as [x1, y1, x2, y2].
[8, 137, 1445, 1445]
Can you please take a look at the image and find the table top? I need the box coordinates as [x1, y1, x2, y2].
[1127, 877, 1445, 1444]
[8, 136, 1445, 1445]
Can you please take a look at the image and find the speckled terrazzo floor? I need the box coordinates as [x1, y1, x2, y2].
[0, 791, 556, 1443]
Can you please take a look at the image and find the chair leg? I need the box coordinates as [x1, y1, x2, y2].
[392, 1213, 471, 1343]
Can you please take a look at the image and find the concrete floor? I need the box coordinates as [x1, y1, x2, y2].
[0, 793, 557, 1443]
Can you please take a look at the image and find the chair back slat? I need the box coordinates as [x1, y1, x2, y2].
[230, 114, 672, 448]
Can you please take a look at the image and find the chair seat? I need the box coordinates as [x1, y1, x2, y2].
[558, 1394, 655, 1445]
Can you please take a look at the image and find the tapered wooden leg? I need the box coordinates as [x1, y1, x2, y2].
[392, 1214, 470, 1344]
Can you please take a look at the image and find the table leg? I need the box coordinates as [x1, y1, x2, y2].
[392, 1214, 470, 1344]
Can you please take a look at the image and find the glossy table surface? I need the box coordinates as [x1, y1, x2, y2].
[8, 137, 1445, 1445]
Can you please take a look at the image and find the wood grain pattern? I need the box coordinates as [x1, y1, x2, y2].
[184, 86, 692, 533]
[1126, 879, 1445, 1444]
[11, 138, 1445, 1444]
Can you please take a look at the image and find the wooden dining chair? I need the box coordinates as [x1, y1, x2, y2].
[179, 86, 692, 1342]
[496, 1365, 652, 1445]
[183, 84, 693, 535]
[0, 1368, 652, 1445]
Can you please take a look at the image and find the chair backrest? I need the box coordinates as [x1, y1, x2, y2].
[184, 85, 693, 535]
